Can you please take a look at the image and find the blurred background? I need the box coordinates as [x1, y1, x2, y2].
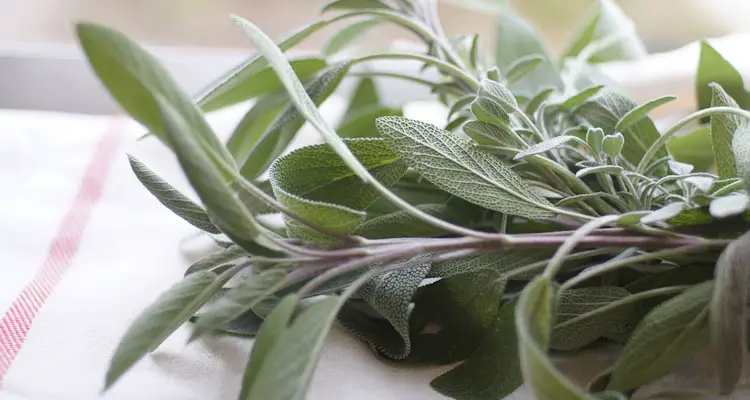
[2, 0, 750, 54]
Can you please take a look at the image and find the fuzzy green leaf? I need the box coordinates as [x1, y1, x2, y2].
[641, 202, 685, 224]
[478, 78, 518, 113]
[709, 83, 741, 179]
[710, 231, 750, 394]
[463, 120, 513, 146]
[517, 277, 592, 399]
[127, 155, 219, 234]
[560, 85, 604, 110]
[505, 54, 545, 85]
[525, 87, 556, 116]
[601, 132, 624, 158]
[190, 268, 287, 340]
[696, 41, 748, 113]
[667, 127, 715, 173]
[240, 63, 351, 179]
[184, 245, 248, 276]
[105, 271, 226, 389]
[431, 299, 522, 400]
[615, 95, 677, 132]
[731, 125, 750, 191]
[269, 138, 406, 240]
[322, 0, 389, 11]
[376, 116, 557, 219]
[608, 281, 714, 392]
[227, 93, 288, 165]
[709, 193, 749, 219]
[323, 19, 379, 56]
[355, 204, 456, 239]
[343, 77, 380, 117]
[429, 250, 551, 279]
[575, 165, 623, 179]
[471, 97, 512, 129]
[514, 135, 581, 160]
[552, 287, 635, 350]
[561, 0, 646, 64]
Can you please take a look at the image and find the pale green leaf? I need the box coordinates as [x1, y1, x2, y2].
[608, 281, 714, 392]
[525, 87, 556, 116]
[323, 19, 379, 56]
[708, 83, 741, 179]
[322, 0, 389, 11]
[641, 202, 685, 224]
[601, 132, 624, 158]
[575, 165, 623, 179]
[355, 204, 455, 239]
[517, 277, 592, 399]
[190, 268, 287, 340]
[463, 120, 513, 146]
[505, 55, 545, 85]
[448, 95, 476, 120]
[710, 231, 750, 394]
[560, 85, 604, 110]
[709, 193, 749, 219]
[514, 135, 581, 160]
[696, 41, 748, 113]
[338, 108, 403, 138]
[342, 77, 380, 118]
[227, 93, 288, 165]
[471, 97, 512, 129]
[127, 155, 219, 234]
[376, 116, 557, 219]
[667, 127, 715, 173]
[731, 123, 750, 190]
[561, 0, 646, 64]
[615, 95, 677, 132]
[105, 271, 228, 389]
[184, 245, 248, 276]
[478, 78, 518, 113]
[240, 62, 351, 179]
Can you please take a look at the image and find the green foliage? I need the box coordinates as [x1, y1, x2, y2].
[78, 2, 750, 399]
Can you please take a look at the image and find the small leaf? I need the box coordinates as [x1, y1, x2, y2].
[240, 62, 351, 179]
[561, 0, 646, 63]
[184, 245, 248, 276]
[127, 155, 219, 234]
[505, 55, 545, 84]
[430, 250, 551, 279]
[575, 165, 623, 179]
[560, 85, 604, 110]
[190, 268, 287, 340]
[607, 281, 714, 392]
[516, 277, 592, 399]
[696, 41, 748, 113]
[525, 87, 556, 116]
[709, 193, 749, 219]
[471, 97, 512, 129]
[342, 77, 380, 118]
[514, 135, 581, 160]
[463, 120, 512, 146]
[323, 19, 379, 56]
[478, 78, 518, 113]
[431, 299, 523, 400]
[448, 95, 476, 120]
[105, 271, 227, 389]
[227, 93, 288, 165]
[708, 83, 741, 179]
[615, 95, 677, 132]
[710, 231, 750, 393]
[355, 204, 454, 239]
[322, 0, 389, 11]
[555, 193, 626, 209]
[586, 127, 605, 153]
[377, 116, 557, 219]
[641, 202, 685, 224]
[601, 132, 624, 158]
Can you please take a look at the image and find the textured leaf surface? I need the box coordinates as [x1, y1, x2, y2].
[429, 250, 549, 279]
[514, 135, 579, 160]
[355, 204, 454, 239]
[463, 120, 512, 146]
[709, 84, 741, 179]
[376, 116, 556, 218]
[128, 155, 219, 234]
[608, 281, 714, 392]
[505, 54, 544, 84]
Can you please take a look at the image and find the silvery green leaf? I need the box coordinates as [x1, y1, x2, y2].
[322, 0, 389, 11]
[560, 85, 604, 110]
[697, 41, 749, 113]
[494, 11, 563, 95]
[731, 122, 750, 191]
[684, 176, 714, 193]
[561, 0, 646, 63]
[575, 165, 623, 179]
[240, 62, 352, 179]
[190, 268, 286, 340]
[556, 193, 627, 210]
[513, 135, 581, 160]
[710, 231, 750, 394]
[709, 193, 749, 219]
[448, 95, 476, 120]
[505, 54, 545, 84]
[575, 89, 667, 169]
[586, 126, 603, 154]
[355, 204, 455, 239]
[668, 160, 694, 175]
[525, 87, 556, 116]
[198, 57, 326, 112]
[615, 95, 677, 132]
[471, 97, 512, 130]
[463, 120, 512, 146]
[516, 277, 592, 399]
[376, 116, 557, 219]
[227, 93, 288, 165]
[607, 281, 714, 392]
[601, 132, 624, 158]
[479, 79, 518, 113]
[431, 299, 523, 400]
[640, 202, 685, 224]
[105, 271, 228, 389]
[323, 19, 379, 56]
[184, 245, 248, 276]
[429, 250, 550, 278]
[438, 0, 509, 14]
[127, 155, 219, 234]
[76, 24, 234, 165]
[551, 287, 635, 350]
[269, 138, 406, 240]
[709, 83, 741, 179]
[486, 66, 501, 82]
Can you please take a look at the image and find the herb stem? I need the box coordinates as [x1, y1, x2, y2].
[542, 216, 620, 279]
[348, 71, 464, 96]
[352, 53, 480, 91]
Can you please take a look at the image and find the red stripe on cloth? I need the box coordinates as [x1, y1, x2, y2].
[0, 126, 122, 383]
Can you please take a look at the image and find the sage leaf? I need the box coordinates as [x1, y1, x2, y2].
[575, 165, 623, 179]
[227, 92, 288, 165]
[376, 116, 557, 219]
[607, 281, 714, 392]
[731, 123, 750, 191]
[127, 155, 219, 234]
[710, 231, 750, 393]
[495, 11, 563, 94]
[615, 95, 677, 132]
[355, 204, 455, 239]
[448, 95, 476, 120]
[517, 276, 592, 399]
[505, 55, 545, 85]
[269, 138, 406, 240]
[323, 19, 379, 56]
[192, 303, 264, 338]
[478, 78, 518, 113]
[431, 299, 522, 400]
[199, 57, 326, 112]
[322, 0, 389, 11]
[429, 250, 551, 279]
[240, 63, 351, 179]
[552, 286, 635, 350]
[525, 87, 556, 116]
[471, 97, 512, 129]
[343, 76, 379, 117]
[641, 202, 685, 224]
[561, 0, 646, 64]
[190, 268, 287, 340]
[697, 41, 749, 113]
[560, 85, 604, 110]
[708, 83, 741, 179]
[463, 120, 512, 146]
[709, 193, 749, 219]
[105, 271, 227, 389]
[76, 23, 234, 165]
[338, 108, 403, 139]
[667, 126, 715, 173]
[514, 135, 581, 160]
[184, 245, 248, 276]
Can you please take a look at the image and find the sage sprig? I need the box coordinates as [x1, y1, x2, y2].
[78, 0, 750, 399]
